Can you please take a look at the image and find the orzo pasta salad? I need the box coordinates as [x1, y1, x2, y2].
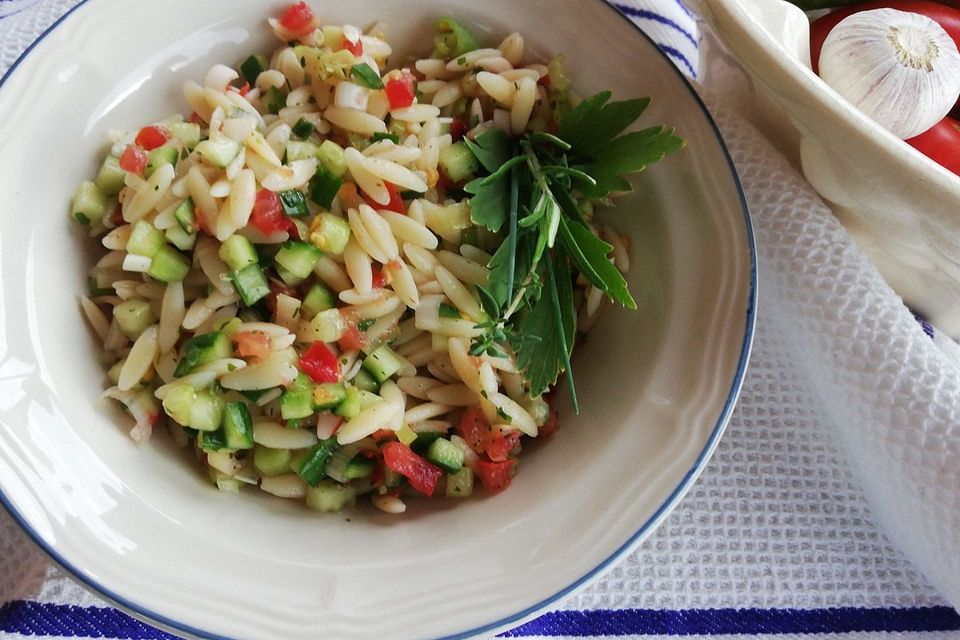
[72, 3, 683, 513]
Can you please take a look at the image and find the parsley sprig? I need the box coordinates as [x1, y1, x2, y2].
[465, 91, 684, 412]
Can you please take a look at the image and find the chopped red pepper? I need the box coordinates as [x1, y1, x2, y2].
[119, 145, 148, 174]
[338, 323, 366, 352]
[363, 181, 405, 213]
[449, 116, 468, 142]
[188, 111, 203, 125]
[341, 36, 363, 57]
[229, 81, 251, 97]
[278, 2, 316, 36]
[299, 342, 340, 383]
[474, 459, 515, 493]
[485, 429, 520, 462]
[233, 331, 272, 359]
[539, 410, 560, 439]
[382, 442, 442, 496]
[384, 72, 417, 110]
[458, 407, 490, 453]
[537, 73, 551, 87]
[134, 126, 170, 151]
[250, 189, 291, 235]
[371, 267, 387, 289]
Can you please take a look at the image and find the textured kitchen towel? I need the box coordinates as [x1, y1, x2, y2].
[0, 1, 958, 639]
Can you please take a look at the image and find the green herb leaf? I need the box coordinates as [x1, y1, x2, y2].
[464, 129, 512, 173]
[476, 285, 501, 319]
[372, 132, 400, 144]
[350, 63, 385, 89]
[464, 174, 509, 232]
[573, 126, 685, 198]
[559, 92, 650, 157]
[558, 217, 636, 309]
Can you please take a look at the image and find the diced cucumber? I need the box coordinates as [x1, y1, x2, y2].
[254, 446, 292, 477]
[173, 198, 196, 233]
[358, 390, 382, 411]
[334, 385, 362, 418]
[396, 422, 418, 446]
[107, 359, 124, 385]
[200, 429, 228, 451]
[169, 122, 201, 149]
[305, 479, 357, 512]
[432, 16, 481, 59]
[321, 25, 345, 49]
[175, 331, 231, 377]
[279, 190, 309, 218]
[274, 241, 322, 283]
[240, 388, 271, 403]
[165, 225, 196, 252]
[411, 431, 443, 455]
[308, 166, 343, 209]
[344, 456, 375, 480]
[286, 140, 319, 162]
[223, 401, 254, 450]
[212, 469, 241, 492]
[114, 299, 156, 340]
[127, 220, 166, 257]
[189, 388, 225, 432]
[294, 438, 337, 486]
[71, 181, 109, 225]
[424, 201, 471, 243]
[95, 156, 126, 196]
[426, 437, 464, 472]
[162, 385, 195, 426]
[232, 264, 270, 306]
[308, 213, 350, 255]
[291, 118, 315, 139]
[263, 87, 286, 115]
[145, 145, 178, 178]
[439, 141, 480, 182]
[147, 246, 191, 283]
[302, 283, 335, 317]
[445, 466, 474, 497]
[351, 368, 380, 393]
[239, 54, 268, 84]
[316, 140, 348, 177]
[281, 387, 315, 420]
[362, 345, 403, 383]
[312, 382, 346, 410]
[219, 234, 259, 272]
[196, 138, 241, 168]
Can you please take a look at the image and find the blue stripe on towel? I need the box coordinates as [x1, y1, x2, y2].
[2, 601, 959, 638]
[658, 44, 697, 78]
[611, 3, 699, 48]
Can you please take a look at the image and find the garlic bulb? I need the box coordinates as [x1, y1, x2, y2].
[819, 9, 960, 139]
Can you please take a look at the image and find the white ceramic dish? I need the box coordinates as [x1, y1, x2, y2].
[698, 0, 960, 334]
[0, 1, 755, 638]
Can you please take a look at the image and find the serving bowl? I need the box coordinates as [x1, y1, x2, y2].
[0, 1, 755, 637]
[698, 0, 960, 334]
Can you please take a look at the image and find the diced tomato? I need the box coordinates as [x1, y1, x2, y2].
[384, 72, 417, 110]
[250, 189, 291, 235]
[485, 429, 520, 462]
[338, 182, 365, 211]
[229, 81, 251, 97]
[362, 181, 405, 214]
[119, 145, 148, 174]
[135, 126, 170, 151]
[474, 459, 514, 493]
[371, 267, 387, 289]
[458, 407, 490, 453]
[279, 1, 316, 36]
[449, 116, 468, 142]
[341, 36, 363, 57]
[538, 410, 560, 439]
[338, 323, 366, 352]
[382, 442, 442, 496]
[233, 331, 271, 359]
[372, 428, 395, 440]
[188, 111, 203, 124]
[299, 341, 340, 383]
[537, 73, 551, 87]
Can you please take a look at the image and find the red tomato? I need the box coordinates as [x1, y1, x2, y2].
[250, 189, 290, 235]
[485, 428, 520, 462]
[538, 410, 560, 439]
[134, 126, 170, 151]
[338, 322, 366, 352]
[810, 1, 960, 74]
[119, 145, 147, 174]
[188, 111, 203, 125]
[279, 2, 316, 36]
[384, 72, 417, 109]
[299, 342, 340, 383]
[906, 116, 960, 175]
[449, 116, 468, 142]
[382, 442, 442, 496]
[229, 81, 251, 97]
[363, 181, 405, 213]
[265, 279, 297, 315]
[341, 36, 364, 57]
[538, 73, 551, 88]
[458, 407, 490, 453]
[474, 459, 514, 493]
[233, 331, 271, 359]
[371, 268, 387, 289]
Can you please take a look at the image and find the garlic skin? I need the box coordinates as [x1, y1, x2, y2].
[819, 9, 960, 139]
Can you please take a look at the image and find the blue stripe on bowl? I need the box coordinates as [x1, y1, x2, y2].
[2, 602, 959, 638]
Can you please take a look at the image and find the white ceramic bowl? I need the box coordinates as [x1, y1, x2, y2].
[0, 1, 755, 638]
[698, 0, 960, 333]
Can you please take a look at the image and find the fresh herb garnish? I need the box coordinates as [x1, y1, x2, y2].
[371, 132, 401, 144]
[350, 63, 385, 89]
[466, 92, 684, 412]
